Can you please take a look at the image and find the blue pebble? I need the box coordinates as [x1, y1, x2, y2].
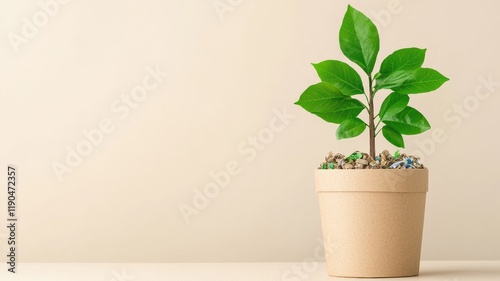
[406, 164, 413, 169]
[406, 158, 413, 164]
[375, 156, 381, 161]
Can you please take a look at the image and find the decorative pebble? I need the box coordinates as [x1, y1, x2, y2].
[389, 161, 406, 169]
[356, 159, 369, 165]
[394, 150, 401, 159]
[318, 151, 425, 170]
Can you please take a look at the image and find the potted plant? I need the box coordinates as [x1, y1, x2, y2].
[295, 5, 448, 278]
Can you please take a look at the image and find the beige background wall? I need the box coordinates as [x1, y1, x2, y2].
[0, 0, 499, 262]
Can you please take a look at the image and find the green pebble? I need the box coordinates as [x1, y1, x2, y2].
[347, 151, 362, 161]
[394, 150, 400, 159]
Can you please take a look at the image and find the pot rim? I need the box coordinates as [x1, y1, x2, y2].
[315, 169, 428, 193]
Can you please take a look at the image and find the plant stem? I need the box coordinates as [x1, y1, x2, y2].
[368, 75, 376, 159]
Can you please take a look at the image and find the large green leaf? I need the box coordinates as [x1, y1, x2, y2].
[382, 126, 405, 148]
[375, 70, 416, 90]
[312, 60, 364, 95]
[380, 48, 426, 75]
[336, 118, 366, 140]
[382, 106, 431, 135]
[392, 68, 449, 94]
[375, 48, 426, 90]
[295, 82, 365, 124]
[339, 5, 380, 75]
[379, 92, 410, 120]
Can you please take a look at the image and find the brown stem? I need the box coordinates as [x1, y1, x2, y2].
[368, 75, 376, 159]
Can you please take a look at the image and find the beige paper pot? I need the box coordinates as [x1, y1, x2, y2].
[315, 169, 428, 278]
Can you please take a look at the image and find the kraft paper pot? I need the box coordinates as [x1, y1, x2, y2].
[315, 169, 428, 278]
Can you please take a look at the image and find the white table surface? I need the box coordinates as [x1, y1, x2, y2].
[0, 261, 499, 281]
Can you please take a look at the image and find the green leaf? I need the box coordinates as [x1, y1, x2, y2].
[336, 118, 366, 140]
[339, 5, 380, 75]
[376, 48, 426, 90]
[312, 60, 364, 95]
[295, 82, 365, 124]
[392, 68, 449, 94]
[382, 106, 431, 135]
[375, 70, 416, 90]
[379, 92, 410, 120]
[312, 99, 366, 124]
[382, 126, 405, 148]
[380, 48, 426, 75]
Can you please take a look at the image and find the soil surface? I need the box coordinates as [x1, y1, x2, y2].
[319, 150, 425, 169]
